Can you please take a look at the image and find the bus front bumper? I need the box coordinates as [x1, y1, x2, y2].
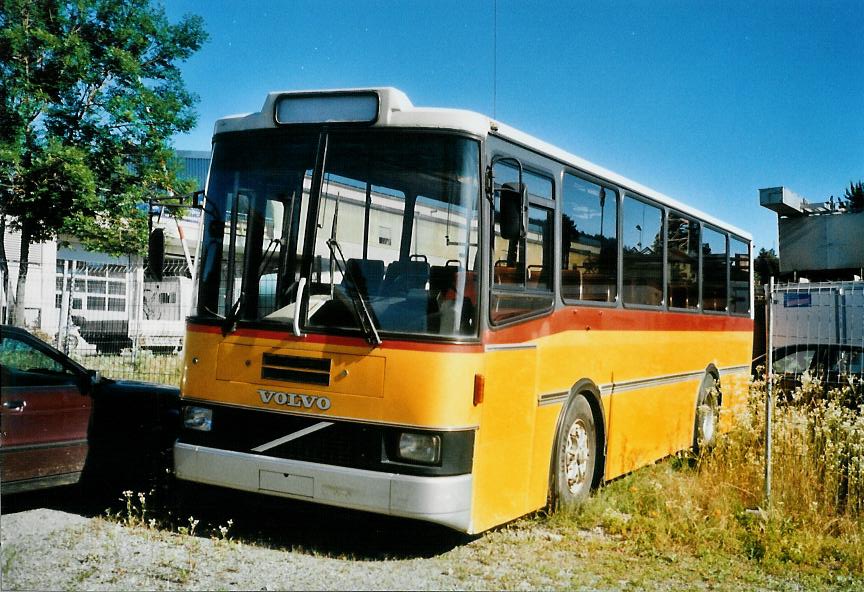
[174, 443, 473, 532]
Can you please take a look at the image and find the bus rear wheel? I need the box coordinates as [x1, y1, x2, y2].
[552, 395, 597, 510]
[694, 372, 720, 453]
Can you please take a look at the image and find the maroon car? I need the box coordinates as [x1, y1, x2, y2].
[0, 325, 179, 495]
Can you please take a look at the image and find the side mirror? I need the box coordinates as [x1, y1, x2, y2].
[499, 182, 526, 241]
[79, 368, 101, 395]
[148, 228, 165, 281]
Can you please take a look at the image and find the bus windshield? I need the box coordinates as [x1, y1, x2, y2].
[197, 131, 481, 339]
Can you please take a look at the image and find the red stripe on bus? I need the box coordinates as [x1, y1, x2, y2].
[185, 323, 485, 353]
[485, 307, 753, 344]
[187, 307, 752, 351]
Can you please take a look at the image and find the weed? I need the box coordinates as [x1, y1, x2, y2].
[114, 490, 158, 529]
[177, 516, 200, 537]
[210, 519, 234, 542]
[0, 544, 19, 580]
[74, 559, 100, 584]
[553, 375, 864, 578]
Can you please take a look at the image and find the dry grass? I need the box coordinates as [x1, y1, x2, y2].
[557, 373, 864, 581]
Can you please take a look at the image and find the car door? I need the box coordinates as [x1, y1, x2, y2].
[0, 330, 92, 491]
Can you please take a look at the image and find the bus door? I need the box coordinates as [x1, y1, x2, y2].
[472, 151, 556, 531]
[473, 345, 539, 532]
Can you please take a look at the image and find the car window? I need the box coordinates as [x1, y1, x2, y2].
[0, 334, 74, 385]
[830, 349, 864, 375]
[773, 348, 817, 374]
[849, 350, 864, 374]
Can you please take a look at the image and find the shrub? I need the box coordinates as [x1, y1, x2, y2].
[561, 374, 864, 576]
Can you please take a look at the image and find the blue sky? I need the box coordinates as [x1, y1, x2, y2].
[163, 0, 864, 251]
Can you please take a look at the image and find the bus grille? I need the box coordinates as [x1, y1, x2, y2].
[261, 353, 331, 386]
[183, 405, 377, 468]
[177, 403, 474, 477]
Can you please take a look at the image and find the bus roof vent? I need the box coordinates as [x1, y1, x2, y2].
[376, 87, 413, 122]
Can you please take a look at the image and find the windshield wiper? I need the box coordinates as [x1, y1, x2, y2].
[223, 292, 244, 335]
[326, 237, 381, 347]
[223, 238, 278, 335]
[258, 238, 281, 276]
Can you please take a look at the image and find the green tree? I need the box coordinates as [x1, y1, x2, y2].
[842, 180, 864, 213]
[754, 247, 779, 288]
[0, 0, 207, 326]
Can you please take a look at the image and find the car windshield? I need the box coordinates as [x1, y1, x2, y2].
[773, 347, 819, 374]
[197, 130, 481, 339]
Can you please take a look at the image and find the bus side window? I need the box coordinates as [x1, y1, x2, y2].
[492, 162, 521, 287]
[667, 213, 699, 310]
[490, 160, 554, 323]
[622, 195, 664, 307]
[525, 205, 554, 290]
[729, 237, 750, 315]
[702, 226, 728, 312]
[561, 174, 618, 303]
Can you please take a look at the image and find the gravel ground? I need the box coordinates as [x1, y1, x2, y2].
[0, 486, 849, 591]
[0, 485, 512, 591]
[2, 505, 590, 591]
[1, 508, 465, 590]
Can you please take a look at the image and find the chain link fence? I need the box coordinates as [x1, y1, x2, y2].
[763, 279, 864, 509]
[768, 281, 864, 393]
[52, 258, 192, 385]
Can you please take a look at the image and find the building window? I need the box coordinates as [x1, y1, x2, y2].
[86, 296, 106, 310]
[88, 280, 107, 294]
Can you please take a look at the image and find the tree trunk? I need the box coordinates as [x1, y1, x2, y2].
[8, 221, 32, 328]
[0, 214, 11, 323]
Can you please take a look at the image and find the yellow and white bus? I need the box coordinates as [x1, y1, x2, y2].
[172, 88, 753, 533]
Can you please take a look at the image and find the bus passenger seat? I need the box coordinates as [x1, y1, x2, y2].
[430, 265, 459, 300]
[382, 260, 430, 294]
[344, 258, 385, 297]
[494, 263, 520, 285]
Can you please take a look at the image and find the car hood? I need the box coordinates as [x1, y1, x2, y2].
[97, 379, 180, 398]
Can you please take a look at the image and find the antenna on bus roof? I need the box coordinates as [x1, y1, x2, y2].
[493, 0, 497, 118]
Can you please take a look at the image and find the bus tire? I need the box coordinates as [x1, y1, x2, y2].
[693, 372, 720, 453]
[552, 394, 597, 510]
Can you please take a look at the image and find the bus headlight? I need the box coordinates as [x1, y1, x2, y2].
[183, 406, 213, 431]
[397, 432, 441, 464]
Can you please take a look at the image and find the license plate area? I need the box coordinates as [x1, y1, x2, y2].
[259, 470, 314, 497]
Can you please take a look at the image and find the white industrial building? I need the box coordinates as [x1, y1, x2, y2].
[0, 151, 210, 347]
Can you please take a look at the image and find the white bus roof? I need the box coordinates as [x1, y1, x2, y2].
[214, 87, 751, 241]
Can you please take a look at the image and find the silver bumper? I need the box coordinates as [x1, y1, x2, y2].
[174, 443, 473, 532]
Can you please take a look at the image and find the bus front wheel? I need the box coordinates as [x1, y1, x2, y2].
[552, 394, 597, 509]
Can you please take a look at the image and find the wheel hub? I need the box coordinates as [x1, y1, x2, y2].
[700, 403, 716, 443]
[564, 419, 590, 494]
